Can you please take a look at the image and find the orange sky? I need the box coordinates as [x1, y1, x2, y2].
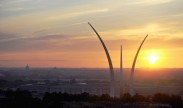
[0, 0, 183, 68]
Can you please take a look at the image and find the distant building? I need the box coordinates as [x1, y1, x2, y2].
[25, 64, 29, 70]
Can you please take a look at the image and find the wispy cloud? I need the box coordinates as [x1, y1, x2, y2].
[0, 32, 16, 40]
[5, 7, 29, 11]
[0, 32, 70, 42]
[0, 59, 65, 62]
[45, 9, 109, 22]
[126, 0, 174, 6]
[1, 31, 182, 53]
[0, 33, 76, 52]
[3, 0, 33, 4]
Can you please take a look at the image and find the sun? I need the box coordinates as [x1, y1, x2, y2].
[146, 55, 158, 64]
[145, 51, 159, 64]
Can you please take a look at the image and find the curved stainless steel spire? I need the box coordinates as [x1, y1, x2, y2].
[88, 22, 115, 97]
[130, 34, 148, 96]
[120, 45, 124, 96]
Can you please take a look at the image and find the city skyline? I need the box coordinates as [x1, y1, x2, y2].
[0, 0, 183, 68]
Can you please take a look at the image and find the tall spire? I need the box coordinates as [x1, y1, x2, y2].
[120, 45, 124, 96]
[130, 34, 148, 96]
[88, 22, 115, 97]
[25, 64, 29, 70]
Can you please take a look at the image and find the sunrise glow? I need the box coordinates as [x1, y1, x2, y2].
[0, 0, 183, 68]
[145, 51, 159, 65]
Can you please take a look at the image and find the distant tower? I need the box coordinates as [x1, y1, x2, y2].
[53, 66, 57, 70]
[120, 45, 124, 96]
[25, 64, 29, 70]
[88, 22, 115, 97]
[130, 35, 148, 96]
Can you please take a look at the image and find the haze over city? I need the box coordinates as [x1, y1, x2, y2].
[0, 0, 183, 68]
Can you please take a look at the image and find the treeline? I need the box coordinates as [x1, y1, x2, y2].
[0, 89, 183, 108]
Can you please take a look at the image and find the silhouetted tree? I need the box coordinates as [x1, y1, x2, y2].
[1, 89, 183, 108]
[132, 93, 146, 102]
[170, 95, 183, 108]
[153, 93, 171, 103]
[121, 93, 133, 102]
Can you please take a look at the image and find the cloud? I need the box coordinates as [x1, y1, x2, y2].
[5, 7, 30, 11]
[0, 32, 20, 41]
[0, 59, 65, 62]
[28, 34, 69, 40]
[44, 9, 109, 22]
[0, 33, 69, 41]
[0, 31, 183, 53]
[0, 33, 72, 52]
[0, 0, 34, 5]
[127, 0, 174, 6]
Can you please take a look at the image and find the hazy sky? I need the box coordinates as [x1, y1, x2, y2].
[0, 0, 183, 68]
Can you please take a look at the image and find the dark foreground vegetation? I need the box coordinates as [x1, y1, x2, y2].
[0, 89, 182, 108]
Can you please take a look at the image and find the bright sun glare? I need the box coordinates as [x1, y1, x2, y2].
[145, 51, 159, 64]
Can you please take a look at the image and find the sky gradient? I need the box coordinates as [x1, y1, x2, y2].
[0, 0, 183, 68]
